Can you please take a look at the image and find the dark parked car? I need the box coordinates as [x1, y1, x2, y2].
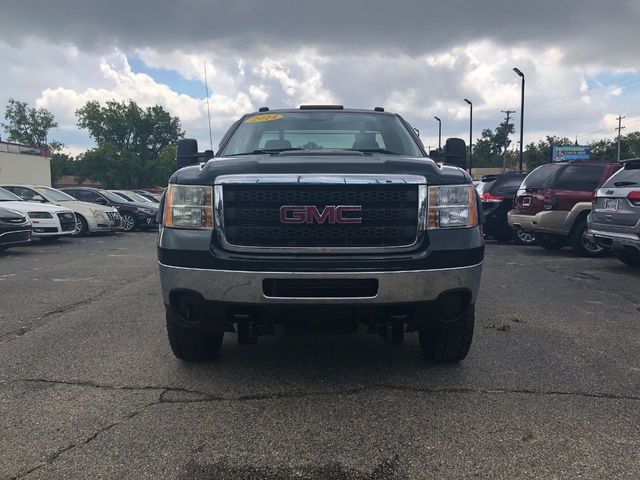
[476, 171, 533, 244]
[588, 158, 640, 267]
[133, 190, 161, 203]
[0, 207, 32, 251]
[508, 161, 622, 256]
[61, 187, 158, 232]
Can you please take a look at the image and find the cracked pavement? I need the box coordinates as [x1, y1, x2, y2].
[1, 233, 639, 479]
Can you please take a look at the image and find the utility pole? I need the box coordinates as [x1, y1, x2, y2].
[616, 115, 626, 162]
[501, 110, 515, 172]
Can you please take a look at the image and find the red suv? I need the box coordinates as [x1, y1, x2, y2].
[508, 162, 621, 256]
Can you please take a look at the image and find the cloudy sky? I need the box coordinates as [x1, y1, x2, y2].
[2, 0, 640, 155]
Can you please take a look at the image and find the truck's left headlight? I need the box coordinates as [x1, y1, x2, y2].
[427, 185, 478, 229]
[163, 184, 213, 229]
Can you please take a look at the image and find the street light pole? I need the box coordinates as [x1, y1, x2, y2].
[513, 68, 525, 172]
[464, 99, 472, 176]
[434, 116, 442, 151]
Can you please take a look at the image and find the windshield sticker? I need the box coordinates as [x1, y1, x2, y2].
[245, 114, 284, 123]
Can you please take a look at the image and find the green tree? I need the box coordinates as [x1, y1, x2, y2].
[75, 144, 140, 189]
[472, 119, 515, 168]
[147, 145, 178, 187]
[76, 100, 184, 187]
[523, 136, 574, 170]
[50, 153, 80, 184]
[591, 132, 640, 161]
[2, 99, 62, 151]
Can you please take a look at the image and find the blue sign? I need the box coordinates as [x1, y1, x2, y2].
[551, 145, 590, 162]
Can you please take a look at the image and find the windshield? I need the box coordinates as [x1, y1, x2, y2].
[220, 111, 424, 157]
[35, 187, 77, 202]
[100, 190, 128, 203]
[110, 191, 134, 202]
[0, 187, 23, 202]
[123, 191, 152, 203]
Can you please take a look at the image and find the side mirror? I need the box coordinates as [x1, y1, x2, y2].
[176, 139, 214, 170]
[429, 138, 467, 170]
[94, 197, 107, 205]
[32, 194, 47, 203]
[443, 138, 467, 170]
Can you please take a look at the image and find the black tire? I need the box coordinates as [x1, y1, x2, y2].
[614, 250, 640, 267]
[513, 227, 536, 245]
[120, 213, 138, 232]
[166, 310, 224, 361]
[537, 235, 564, 250]
[73, 214, 89, 236]
[418, 304, 475, 362]
[569, 217, 606, 258]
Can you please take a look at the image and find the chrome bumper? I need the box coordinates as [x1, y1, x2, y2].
[158, 262, 483, 305]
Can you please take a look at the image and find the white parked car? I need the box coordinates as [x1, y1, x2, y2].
[0, 187, 76, 240]
[1, 185, 121, 236]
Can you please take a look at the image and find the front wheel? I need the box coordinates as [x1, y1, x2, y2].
[120, 213, 138, 232]
[166, 309, 224, 361]
[418, 304, 475, 362]
[615, 250, 640, 267]
[570, 218, 606, 258]
[73, 214, 89, 236]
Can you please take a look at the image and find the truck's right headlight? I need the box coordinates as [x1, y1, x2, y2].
[163, 184, 213, 229]
[427, 185, 478, 229]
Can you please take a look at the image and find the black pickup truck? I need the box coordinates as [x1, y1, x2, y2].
[158, 106, 484, 363]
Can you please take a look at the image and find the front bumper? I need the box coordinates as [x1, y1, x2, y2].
[139, 214, 158, 229]
[0, 228, 31, 248]
[86, 215, 121, 232]
[30, 218, 74, 237]
[158, 262, 483, 306]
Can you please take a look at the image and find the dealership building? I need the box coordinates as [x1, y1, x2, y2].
[0, 141, 51, 186]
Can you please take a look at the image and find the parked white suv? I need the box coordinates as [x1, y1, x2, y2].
[1, 185, 121, 235]
[0, 187, 76, 240]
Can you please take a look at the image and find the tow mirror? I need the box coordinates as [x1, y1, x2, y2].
[429, 138, 467, 170]
[444, 138, 467, 169]
[176, 139, 214, 170]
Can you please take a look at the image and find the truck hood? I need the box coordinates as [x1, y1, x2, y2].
[171, 154, 469, 186]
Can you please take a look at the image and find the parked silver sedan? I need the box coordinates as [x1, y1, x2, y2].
[588, 158, 640, 267]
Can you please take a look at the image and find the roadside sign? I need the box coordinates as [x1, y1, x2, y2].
[551, 145, 590, 162]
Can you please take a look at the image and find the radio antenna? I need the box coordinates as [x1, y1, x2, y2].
[204, 60, 213, 151]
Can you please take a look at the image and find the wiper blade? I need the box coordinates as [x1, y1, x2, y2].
[351, 148, 400, 155]
[614, 181, 637, 187]
[226, 148, 305, 156]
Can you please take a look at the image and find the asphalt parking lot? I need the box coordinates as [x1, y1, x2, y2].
[1, 233, 639, 479]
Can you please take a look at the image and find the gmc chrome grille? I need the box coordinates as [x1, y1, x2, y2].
[214, 175, 426, 252]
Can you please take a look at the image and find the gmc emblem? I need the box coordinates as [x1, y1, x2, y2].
[279, 205, 362, 224]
